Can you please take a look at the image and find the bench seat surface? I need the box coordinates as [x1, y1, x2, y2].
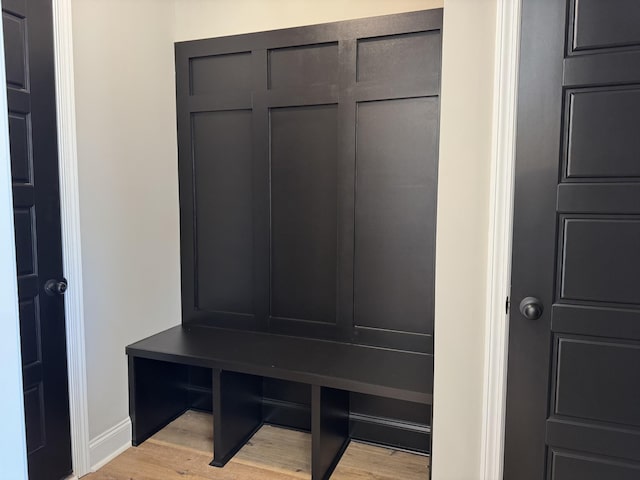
[126, 325, 432, 404]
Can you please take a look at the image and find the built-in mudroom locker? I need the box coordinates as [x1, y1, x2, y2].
[127, 9, 441, 480]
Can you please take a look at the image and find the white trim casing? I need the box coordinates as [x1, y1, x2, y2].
[480, 0, 521, 478]
[52, 0, 91, 476]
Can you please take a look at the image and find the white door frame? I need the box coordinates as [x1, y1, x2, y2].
[52, 0, 91, 477]
[480, 0, 521, 478]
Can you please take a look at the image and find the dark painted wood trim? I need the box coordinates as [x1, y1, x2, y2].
[349, 413, 430, 454]
[128, 357, 189, 446]
[311, 385, 350, 480]
[211, 369, 263, 467]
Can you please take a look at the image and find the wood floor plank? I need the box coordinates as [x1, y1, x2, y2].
[84, 410, 429, 480]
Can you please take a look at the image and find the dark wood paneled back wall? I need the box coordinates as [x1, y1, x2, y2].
[175, 10, 442, 355]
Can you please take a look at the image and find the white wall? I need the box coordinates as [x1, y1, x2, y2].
[173, 0, 444, 41]
[433, 1, 497, 478]
[70, 0, 498, 476]
[0, 15, 29, 480]
[71, 0, 181, 462]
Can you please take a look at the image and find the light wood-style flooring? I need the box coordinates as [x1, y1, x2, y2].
[84, 410, 429, 479]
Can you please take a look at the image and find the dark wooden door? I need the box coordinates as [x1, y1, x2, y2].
[505, 1, 640, 478]
[3, 0, 72, 479]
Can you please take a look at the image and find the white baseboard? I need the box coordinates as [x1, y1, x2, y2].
[88, 418, 132, 472]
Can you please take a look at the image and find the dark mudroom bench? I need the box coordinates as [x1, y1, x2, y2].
[126, 325, 433, 480]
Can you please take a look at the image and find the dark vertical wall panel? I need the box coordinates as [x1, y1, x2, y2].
[177, 11, 442, 350]
[270, 105, 338, 324]
[354, 98, 438, 334]
[193, 110, 253, 314]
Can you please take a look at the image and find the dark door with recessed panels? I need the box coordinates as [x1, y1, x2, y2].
[505, 1, 640, 478]
[3, 0, 72, 478]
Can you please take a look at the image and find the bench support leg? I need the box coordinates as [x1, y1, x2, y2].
[211, 369, 263, 467]
[128, 356, 189, 446]
[311, 385, 350, 480]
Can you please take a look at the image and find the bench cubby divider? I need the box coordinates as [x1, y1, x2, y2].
[211, 369, 263, 467]
[311, 385, 351, 480]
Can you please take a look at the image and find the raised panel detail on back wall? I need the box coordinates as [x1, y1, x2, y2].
[176, 9, 442, 350]
[268, 43, 338, 89]
[357, 31, 440, 89]
[190, 52, 253, 96]
[354, 98, 438, 334]
[270, 105, 338, 324]
[192, 110, 253, 314]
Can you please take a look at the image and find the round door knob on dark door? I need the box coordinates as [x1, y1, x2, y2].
[45, 278, 68, 296]
[519, 296, 543, 320]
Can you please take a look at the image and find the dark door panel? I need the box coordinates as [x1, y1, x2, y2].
[505, 1, 640, 478]
[3, 0, 72, 478]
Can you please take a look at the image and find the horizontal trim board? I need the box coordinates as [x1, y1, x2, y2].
[260, 398, 431, 453]
[262, 397, 312, 431]
[186, 94, 252, 112]
[350, 413, 430, 454]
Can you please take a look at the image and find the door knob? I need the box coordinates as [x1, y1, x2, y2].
[519, 297, 543, 320]
[45, 278, 68, 296]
